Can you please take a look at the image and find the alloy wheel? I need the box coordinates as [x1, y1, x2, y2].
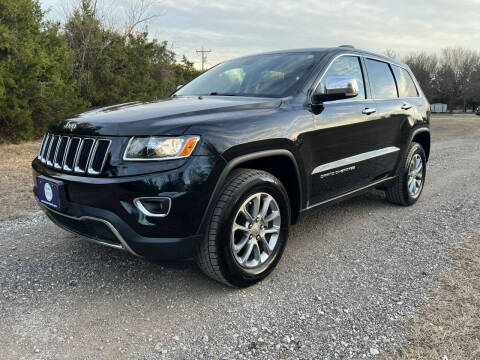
[407, 153, 423, 198]
[230, 192, 281, 273]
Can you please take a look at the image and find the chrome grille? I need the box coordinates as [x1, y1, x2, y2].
[54, 136, 69, 169]
[46, 135, 60, 166]
[38, 134, 111, 176]
[74, 138, 95, 173]
[63, 137, 80, 171]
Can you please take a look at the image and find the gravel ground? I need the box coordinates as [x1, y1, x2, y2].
[0, 120, 479, 359]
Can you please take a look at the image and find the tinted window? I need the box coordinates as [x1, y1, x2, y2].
[318, 56, 366, 99]
[392, 66, 418, 97]
[176, 53, 322, 98]
[365, 59, 397, 99]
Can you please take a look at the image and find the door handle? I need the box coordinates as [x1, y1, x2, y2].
[362, 108, 376, 115]
[401, 104, 412, 110]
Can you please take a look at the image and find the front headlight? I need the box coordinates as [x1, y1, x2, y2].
[123, 136, 200, 161]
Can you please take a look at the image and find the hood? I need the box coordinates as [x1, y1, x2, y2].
[53, 96, 282, 136]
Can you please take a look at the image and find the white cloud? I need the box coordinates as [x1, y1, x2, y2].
[40, 0, 480, 68]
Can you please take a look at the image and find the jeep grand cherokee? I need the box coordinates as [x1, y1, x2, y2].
[32, 46, 431, 287]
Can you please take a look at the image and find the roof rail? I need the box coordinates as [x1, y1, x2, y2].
[339, 45, 355, 48]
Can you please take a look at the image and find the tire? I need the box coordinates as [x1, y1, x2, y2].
[196, 168, 291, 287]
[385, 142, 426, 206]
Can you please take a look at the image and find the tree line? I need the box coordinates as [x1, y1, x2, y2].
[1, 1, 479, 143]
[392, 48, 480, 111]
[0, 0, 201, 142]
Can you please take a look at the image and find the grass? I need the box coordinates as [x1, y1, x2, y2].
[0, 140, 41, 221]
[390, 230, 480, 359]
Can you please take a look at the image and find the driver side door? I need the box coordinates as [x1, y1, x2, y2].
[308, 55, 383, 205]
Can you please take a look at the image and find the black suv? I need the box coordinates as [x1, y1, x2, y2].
[33, 46, 430, 287]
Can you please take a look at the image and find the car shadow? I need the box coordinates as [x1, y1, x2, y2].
[3, 189, 394, 304]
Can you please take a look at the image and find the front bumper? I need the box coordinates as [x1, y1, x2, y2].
[38, 201, 201, 259]
[32, 155, 224, 260]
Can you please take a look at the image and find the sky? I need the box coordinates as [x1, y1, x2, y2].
[39, 0, 480, 69]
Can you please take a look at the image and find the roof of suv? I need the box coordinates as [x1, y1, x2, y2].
[241, 46, 407, 68]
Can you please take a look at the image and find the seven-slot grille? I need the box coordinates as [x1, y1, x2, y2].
[38, 134, 111, 175]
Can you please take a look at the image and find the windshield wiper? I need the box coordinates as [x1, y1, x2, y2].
[208, 92, 239, 96]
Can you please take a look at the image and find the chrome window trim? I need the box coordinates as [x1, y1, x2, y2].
[391, 64, 420, 98]
[312, 146, 400, 175]
[133, 197, 172, 218]
[364, 58, 399, 100]
[87, 139, 111, 175]
[39, 202, 141, 257]
[311, 53, 367, 101]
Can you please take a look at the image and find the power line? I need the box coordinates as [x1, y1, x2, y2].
[196, 47, 212, 71]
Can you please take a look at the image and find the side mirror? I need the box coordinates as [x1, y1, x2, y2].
[311, 76, 359, 105]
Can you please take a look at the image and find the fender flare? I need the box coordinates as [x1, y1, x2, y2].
[196, 149, 303, 235]
[410, 127, 430, 141]
[410, 127, 431, 159]
[394, 126, 430, 177]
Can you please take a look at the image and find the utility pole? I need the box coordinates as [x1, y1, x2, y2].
[196, 47, 212, 71]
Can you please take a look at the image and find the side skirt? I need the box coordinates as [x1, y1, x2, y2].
[301, 176, 396, 212]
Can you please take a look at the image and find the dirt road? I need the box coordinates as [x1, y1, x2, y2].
[0, 114, 479, 359]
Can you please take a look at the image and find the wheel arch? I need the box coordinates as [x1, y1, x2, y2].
[411, 128, 431, 161]
[196, 149, 304, 235]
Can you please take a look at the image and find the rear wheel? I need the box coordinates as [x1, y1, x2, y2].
[385, 142, 426, 206]
[196, 169, 291, 287]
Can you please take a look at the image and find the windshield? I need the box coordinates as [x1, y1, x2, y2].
[175, 52, 323, 98]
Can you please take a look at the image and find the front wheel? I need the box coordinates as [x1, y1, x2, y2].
[385, 142, 426, 206]
[196, 169, 291, 287]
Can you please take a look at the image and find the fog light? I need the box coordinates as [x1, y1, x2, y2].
[134, 197, 171, 217]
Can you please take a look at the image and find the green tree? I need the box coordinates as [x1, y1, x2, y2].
[0, 0, 202, 142]
[0, 0, 85, 142]
[174, 55, 202, 87]
[466, 64, 480, 110]
[63, 0, 200, 106]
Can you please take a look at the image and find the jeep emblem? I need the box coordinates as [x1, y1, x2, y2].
[64, 121, 77, 131]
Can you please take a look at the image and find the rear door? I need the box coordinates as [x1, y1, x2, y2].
[391, 64, 426, 126]
[362, 58, 406, 176]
